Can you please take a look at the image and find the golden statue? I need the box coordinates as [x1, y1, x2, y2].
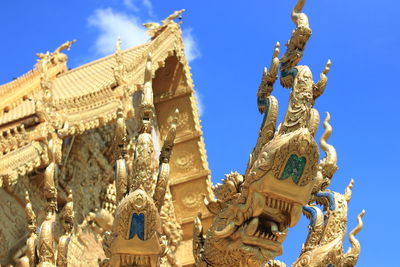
[0, 1, 364, 267]
[101, 54, 179, 267]
[192, 1, 364, 266]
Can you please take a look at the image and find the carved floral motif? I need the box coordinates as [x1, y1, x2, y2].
[174, 151, 195, 172]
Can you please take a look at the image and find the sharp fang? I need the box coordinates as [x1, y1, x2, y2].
[215, 222, 238, 238]
[270, 222, 279, 233]
[245, 217, 258, 236]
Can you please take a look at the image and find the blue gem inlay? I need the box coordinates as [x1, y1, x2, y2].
[129, 213, 145, 240]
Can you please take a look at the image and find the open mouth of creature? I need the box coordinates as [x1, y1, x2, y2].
[235, 196, 291, 258]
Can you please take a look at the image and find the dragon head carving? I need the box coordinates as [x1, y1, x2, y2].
[201, 127, 320, 267]
[193, 1, 338, 266]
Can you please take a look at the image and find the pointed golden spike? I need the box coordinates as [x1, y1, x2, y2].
[344, 179, 355, 203]
[319, 112, 338, 180]
[140, 53, 154, 133]
[323, 59, 331, 74]
[142, 53, 153, 107]
[257, 42, 280, 113]
[313, 59, 332, 99]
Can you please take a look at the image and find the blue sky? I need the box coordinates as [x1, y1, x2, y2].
[1, 0, 399, 265]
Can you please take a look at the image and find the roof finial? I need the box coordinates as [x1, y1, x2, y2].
[116, 36, 122, 52]
[143, 9, 186, 38]
[161, 9, 186, 25]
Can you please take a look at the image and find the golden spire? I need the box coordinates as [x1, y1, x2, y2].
[154, 109, 179, 210]
[115, 36, 123, 65]
[140, 53, 154, 134]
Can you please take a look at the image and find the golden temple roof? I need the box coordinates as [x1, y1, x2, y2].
[0, 22, 213, 267]
[0, 23, 185, 131]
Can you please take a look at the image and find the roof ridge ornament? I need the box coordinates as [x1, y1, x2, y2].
[143, 9, 185, 38]
[36, 39, 76, 73]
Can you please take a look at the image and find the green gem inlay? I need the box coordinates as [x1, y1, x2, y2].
[280, 154, 306, 184]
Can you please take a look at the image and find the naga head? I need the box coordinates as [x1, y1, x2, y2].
[204, 128, 320, 267]
[194, 1, 337, 266]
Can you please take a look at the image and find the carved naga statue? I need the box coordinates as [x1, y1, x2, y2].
[101, 53, 179, 267]
[193, 1, 364, 266]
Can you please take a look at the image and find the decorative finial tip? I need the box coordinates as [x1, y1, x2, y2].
[116, 37, 122, 51]
[273, 43, 280, 58]
[324, 112, 331, 121]
[323, 59, 331, 74]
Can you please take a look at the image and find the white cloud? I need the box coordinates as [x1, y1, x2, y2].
[87, 1, 200, 62]
[142, 0, 154, 17]
[87, 3, 203, 112]
[123, 0, 154, 17]
[122, 0, 140, 11]
[182, 28, 201, 62]
[87, 8, 148, 56]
